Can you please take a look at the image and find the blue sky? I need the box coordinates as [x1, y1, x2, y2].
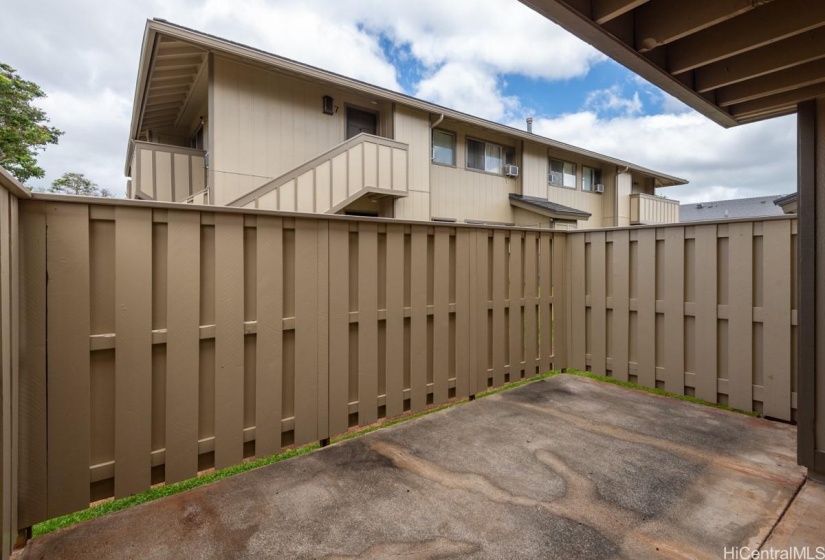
[0, 0, 797, 203]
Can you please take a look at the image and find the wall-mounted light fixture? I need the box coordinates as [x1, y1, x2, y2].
[322, 95, 334, 115]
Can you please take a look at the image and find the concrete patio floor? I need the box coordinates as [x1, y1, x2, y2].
[18, 374, 816, 559]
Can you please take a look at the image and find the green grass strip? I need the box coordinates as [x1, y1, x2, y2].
[32, 367, 755, 537]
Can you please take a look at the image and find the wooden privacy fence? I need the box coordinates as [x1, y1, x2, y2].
[16, 197, 565, 529]
[566, 218, 798, 421]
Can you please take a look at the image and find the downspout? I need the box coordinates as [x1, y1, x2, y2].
[430, 113, 445, 129]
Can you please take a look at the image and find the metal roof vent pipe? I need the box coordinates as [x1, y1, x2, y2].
[526, 117, 533, 133]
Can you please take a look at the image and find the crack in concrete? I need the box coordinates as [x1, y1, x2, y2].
[320, 536, 480, 560]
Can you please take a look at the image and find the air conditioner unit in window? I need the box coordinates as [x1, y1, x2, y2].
[593, 183, 605, 193]
[549, 171, 564, 184]
[504, 164, 519, 177]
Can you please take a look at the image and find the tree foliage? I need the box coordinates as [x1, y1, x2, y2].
[48, 173, 112, 198]
[0, 62, 63, 183]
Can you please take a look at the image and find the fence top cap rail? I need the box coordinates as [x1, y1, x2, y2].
[568, 213, 796, 234]
[0, 166, 33, 199]
[26, 192, 566, 233]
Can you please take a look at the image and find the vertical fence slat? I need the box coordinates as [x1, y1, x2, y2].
[0, 191, 11, 553]
[590, 233, 607, 376]
[551, 234, 567, 370]
[694, 225, 718, 402]
[385, 224, 404, 415]
[410, 226, 428, 409]
[455, 229, 471, 397]
[612, 230, 630, 381]
[294, 219, 319, 444]
[492, 231, 507, 387]
[569, 234, 586, 371]
[166, 210, 202, 482]
[358, 223, 379, 425]
[524, 233, 538, 377]
[763, 220, 792, 420]
[539, 234, 552, 374]
[470, 230, 486, 395]
[114, 207, 153, 498]
[728, 222, 754, 411]
[46, 203, 90, 517]
[9, 196, 18, 543]
[328, 221, 350, 436]
[508, 232, 523, 381]
[214, 213, 245, 469]
[433, 229, 450, 404]
[316, 221, 329, 441]
[255, 216, 283, 454]
[663, 227, 685, 394]
[637, 229, 656, 388]
[18, 202, 47, 528]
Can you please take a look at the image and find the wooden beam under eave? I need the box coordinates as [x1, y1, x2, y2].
[591, 0, 649, 25]
[635, 0, 763, 52]
[695, 28, 825, 93]
[729, 82, 825, 119]
[717, 58, 825, 107]
[668, 0, 825, 75]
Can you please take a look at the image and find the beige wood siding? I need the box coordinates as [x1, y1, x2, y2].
[131, 142, 206, 203]
[392, 106, 430, 220]
[616, 172, 633, 226]
[630, 193, 680, 224]
[211, 56, 394, 206]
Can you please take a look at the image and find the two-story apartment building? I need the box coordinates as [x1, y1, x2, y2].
[125, 19, 687, 228]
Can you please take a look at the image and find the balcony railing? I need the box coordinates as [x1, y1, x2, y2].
[630, 193, 680, 224]
[228, 133, 408, 213]
[130, 141, 207, 203]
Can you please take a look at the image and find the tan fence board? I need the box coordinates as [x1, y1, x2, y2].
[165, 210, 202, 482]
[385, 224, 405, 415]
[358, 223, 379, 425]
[433, 229, 450, 404]
[214, 213, 245, 469]
[45, 203, 91, 517]
[114, 207, 153, 498]
[663, 227, 685, 394]
[636, 229, 656, 388]
[508, 232, 523, 381]
[727, 222, 754, 411]
[694, 225, 719, 402]
[455, 229, 471, 397]
[0, 191, 12, 553]
[492, 231, 507, 386]
[611, 230, 630, 381]
[569, 235, 586, 371]
[316, 221, 330, 441]
[410, 226, 428, 409]
[18, 202, 47, 528]
[539, 234, 552, 375]
[524, 232, 538, 377]
[293, 219, 318, 445]
[328, 221, 350, 437]
[590, 232, 607, 376]
[762, 220, 792, 420]
[550, 234, 567, 370]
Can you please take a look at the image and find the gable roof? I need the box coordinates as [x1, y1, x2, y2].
[127, 19, 688, 188]
[509, 194, 591, 220]
[679, 194, 790, 222]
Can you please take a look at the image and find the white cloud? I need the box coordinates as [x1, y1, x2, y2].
[584, 85, 642, 116]
[415, 62, 520, 122]
[524, 111, 796, 203]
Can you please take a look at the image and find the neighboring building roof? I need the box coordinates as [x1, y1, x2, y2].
[509, 194, 591, 221]
[773, 192, 798, 215]
[679, 194, 791, 222]
[127, 19, 688, 188]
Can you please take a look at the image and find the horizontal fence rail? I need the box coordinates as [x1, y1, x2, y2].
[17, 199, 564, 525]
[567, 218, 797, 421]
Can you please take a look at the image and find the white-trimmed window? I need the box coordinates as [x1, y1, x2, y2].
[432, 129, 456, 166]
[582, 166, 602, 192]
[467, 138, 514, 174]
[549, 158, 576, 188]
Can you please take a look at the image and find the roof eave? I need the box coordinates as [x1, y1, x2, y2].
[510, 198, 591, 221]
[124, 21, 159, 176]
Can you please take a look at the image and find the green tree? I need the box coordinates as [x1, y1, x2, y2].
[48, 173, 112, 198]
[0, 62, 63, 183]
